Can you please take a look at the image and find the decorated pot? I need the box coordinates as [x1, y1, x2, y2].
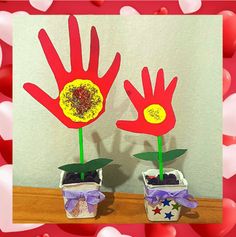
[142, 168, 197, 222]
[59, 169, 104, 219]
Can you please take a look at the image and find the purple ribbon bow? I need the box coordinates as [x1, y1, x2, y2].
[63, 190, 105, 213]
[145, 188, 198, 208]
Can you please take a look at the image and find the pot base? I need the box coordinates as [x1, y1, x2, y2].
[143, 168, 188, 222]
[60, 169, 103, 219]
[145, 199, 181, 222]
[65, 199, 98, 219]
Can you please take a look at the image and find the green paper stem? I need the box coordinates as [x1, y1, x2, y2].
[78, 128, 85, 180]
[157, 136, 163, 181]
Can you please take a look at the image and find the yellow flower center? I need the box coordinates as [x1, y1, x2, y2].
[59, 79, 103, 122]
[143, 104, 166, 124]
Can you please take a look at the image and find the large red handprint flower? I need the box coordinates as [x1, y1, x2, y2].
[23, 15, 121, 128]
[116, 67, 177, 136]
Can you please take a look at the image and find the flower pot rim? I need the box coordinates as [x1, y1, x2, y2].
[59, 169, 103, 188]
[142, 168, 188, 189]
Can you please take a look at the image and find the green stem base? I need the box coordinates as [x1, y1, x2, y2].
[79, 128, 85, 181]
[157, 136, 163, 181]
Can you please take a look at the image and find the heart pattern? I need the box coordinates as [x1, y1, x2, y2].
[29, 0, 54, 12]
[224, 176, 236, 202]
[223, 69, 231, 96]
[178, 0, 202, 14]
[0, 11, 29, 46]
[219, 11, 236, 57]
[0, 152, 6, 166]
[223, 135, 236, 146]
[0, 44, 2, 67]
[145, 224, 176, 237]
[91, 0, 105, 7]
[223, 145, 236, 179]
[154, 7, 169, 15]
[0, 101, 12, 140]
[223, 93, 236, 136]
[97, 227, 131, 237]
[0, 137, 12, 164]
[0, 165, 43, 232]
[120, 6, 140, 16]
[191, 198, 236, 237]
[57, 224, 99, 236]
[0, 65, 12, 98]
[36, 234, 50, 237]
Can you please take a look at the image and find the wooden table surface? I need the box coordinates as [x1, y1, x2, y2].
[13, 186, 222, 224]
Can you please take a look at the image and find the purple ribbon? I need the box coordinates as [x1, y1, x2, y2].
[63, 190, 105, 213]
[145, 188, 198, 208]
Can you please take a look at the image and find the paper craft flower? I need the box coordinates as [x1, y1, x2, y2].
[23, 15, 121, 128]
[116, 67, 177, 136]
[59, 80, 103, 123]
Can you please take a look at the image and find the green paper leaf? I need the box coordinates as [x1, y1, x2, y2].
[163, 149, 187, 162]
[133, 149, 187, 162]
[58, 158, 113, 173]
[133, 152, 156, 161]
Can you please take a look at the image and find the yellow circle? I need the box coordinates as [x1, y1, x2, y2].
[143, 104, 166, 124]
[59, 79, 103, 122]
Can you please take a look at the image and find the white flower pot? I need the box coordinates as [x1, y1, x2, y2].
[59, 169, 103, 219]
[142, 168, 188, 222]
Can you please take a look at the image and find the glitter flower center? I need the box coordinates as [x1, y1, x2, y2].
[59, 79, 103, 122]
[143, 104, 166, 124]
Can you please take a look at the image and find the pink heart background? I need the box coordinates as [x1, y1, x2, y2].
[0, 137, 12, 164]
[0, 152, 6, 166]
[223, 68, 232, 96]
[0, 65, 12, 98]
[219, 11, 236, 58]
[29, 0, 54, 12]
[154, 7, 169, 15]
[223, 93, 236, 136]
[223, 135, 236, 146]
[0, 44, 2, 67]
[91, 0, 105, 7]
[178, 0, 202, 14]
[145, 224, 176, 237]
[223, 145, 236, 179]
[97, 227, 131, 237]
[120, 6, 140, 15]
[0, 11, 29, 46]
[0, 101, 12, 140]
[0, 165, 43, 233]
